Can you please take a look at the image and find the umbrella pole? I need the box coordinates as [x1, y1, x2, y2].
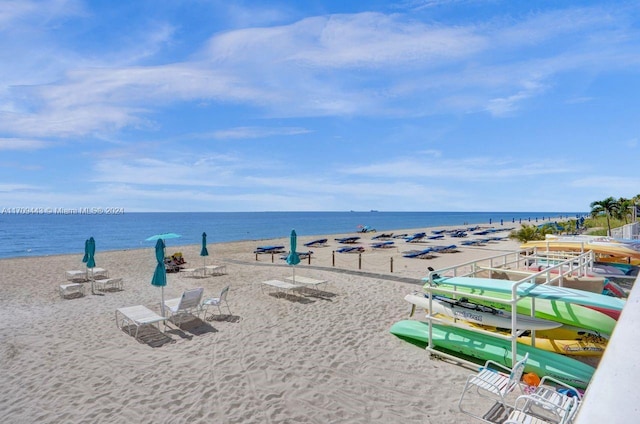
[90, 268, 95, 295]
[161, 286, 165, 317]
[292, 266, 296, 284]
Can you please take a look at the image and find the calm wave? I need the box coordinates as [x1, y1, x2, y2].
[0, 211, 581, 259]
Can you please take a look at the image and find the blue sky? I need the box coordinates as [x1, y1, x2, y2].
[1, 0, 639, 212]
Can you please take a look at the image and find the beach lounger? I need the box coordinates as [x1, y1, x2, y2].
[304, 239, 328, 247]
[204, 265, 227, 276]
[94, 277, 124, 292]
[404, 232, 426, 243]
[254, 245, 285, 254]
[116, 305, 167, 339]
[65, 270, 88, 282]
[336, 246, 364, 253]
[90, 267, 109, 279]
[279, 251, 313, 261]
[180, 267, 205, 277]
[402, 248, 434, 258]
[59, 282, 85, 299]
[371, 241, 394, 249]
[458, 353, 529, 421]
[285, 276, 328, 291]
[334, 237, 360, 244]
[371, 233, 393, 240]
[163, 287, 205, 328]
[260, 279, 303, 295]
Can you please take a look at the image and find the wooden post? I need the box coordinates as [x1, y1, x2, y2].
[308, 254, 311, 265]
[332, 251, 335, 267]
[256, 252, 258, 261]
[358, 253, 362, 270]
[271, 253, 274, 263]
[390, 257, 393, 273]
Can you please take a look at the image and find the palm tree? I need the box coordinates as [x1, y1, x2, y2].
[509, 224, 548, 243]
[590, 197, 620, 236]
[616, 197, 634, 224]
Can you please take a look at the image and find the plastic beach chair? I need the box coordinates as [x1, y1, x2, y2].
[163, 287, 204, 328]
[458, 353, 529, 420]
[202, 286, 231, 318]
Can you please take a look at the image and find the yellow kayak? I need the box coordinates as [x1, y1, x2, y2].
[428, 312, 607, 357]
[518, 326, 607, 357]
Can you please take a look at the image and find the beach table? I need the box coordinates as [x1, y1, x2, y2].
[285, 276, 327, 291]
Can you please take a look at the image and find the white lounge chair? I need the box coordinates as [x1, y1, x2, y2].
[285, 275, 327, 291]
[116, 305, 167, 339]
[59, 282, 85, 299]
[260, 279, 303, 295]
[202, 286, 231, 318]
[204, 265, 227, 276]
[458, 352, 529, 420]
[163, 287, 205, 328]
[505, 393, 579, 424]
[523, 376, 581, 424]
[65, 270, 88, 282]
[94, 277, 124, 292]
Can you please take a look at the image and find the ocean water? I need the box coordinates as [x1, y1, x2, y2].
[0, 211, 582, 259]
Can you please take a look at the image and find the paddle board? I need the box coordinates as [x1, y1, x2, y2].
[422, 310, 608, 358]
[424, 277, 619, 335]
[390, 320, 595, 389]
[404, 293, 561, 331]
[522, 238, 640, 261]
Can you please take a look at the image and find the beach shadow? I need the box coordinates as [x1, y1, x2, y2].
[302, 288, 337, 301]
[167, 317, 218, 338]
[61, 292, 85, 300]
[207, 314, 241, 323]
[269, 292, 315, 304]
[121, 325, 174, 348]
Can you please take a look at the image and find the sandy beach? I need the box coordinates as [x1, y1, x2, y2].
[0, 224, 525, 423]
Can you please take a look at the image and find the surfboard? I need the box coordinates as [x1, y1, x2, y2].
[390, 320, 595, 389]
[404, 294, 562, 331]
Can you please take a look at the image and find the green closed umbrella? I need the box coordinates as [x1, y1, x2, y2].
[151, 239, 167, 316]
[286, 229, 301, 283]
[86, 237, 96, 294]
[82, 239, 89, 264]
[200, 232, 209, 268]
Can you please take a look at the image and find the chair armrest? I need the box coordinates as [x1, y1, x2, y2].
[538, 375, 582, 400]
[483, 359, 513, 375]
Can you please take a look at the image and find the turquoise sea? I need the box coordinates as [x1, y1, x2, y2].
[0, 211, 583, 259]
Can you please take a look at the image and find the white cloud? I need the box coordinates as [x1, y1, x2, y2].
[0, 137, 48, 150]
